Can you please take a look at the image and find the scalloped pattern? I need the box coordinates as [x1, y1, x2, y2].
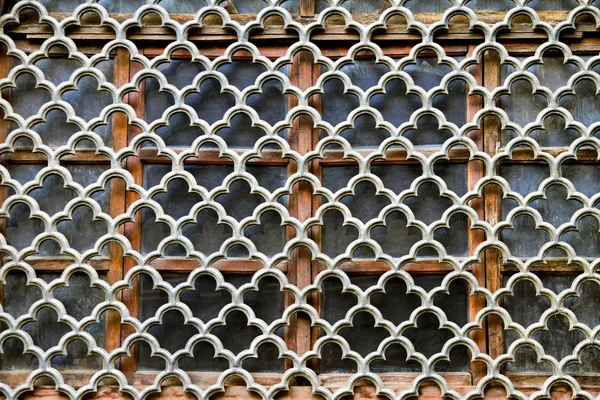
[1, 1, 600, 399]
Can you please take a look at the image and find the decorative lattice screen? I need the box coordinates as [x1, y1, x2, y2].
[1, 1, 600, 400]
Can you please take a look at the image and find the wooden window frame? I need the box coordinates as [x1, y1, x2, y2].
[2, 2, 600, 399]
[0, 46, 127, 387]
[121, 46, 297, 385]
[483, 44, 600, 393]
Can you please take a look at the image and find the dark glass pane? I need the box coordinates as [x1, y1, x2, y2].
[138, 273, 284, 372]
[0, 272, 106, 371]
[142, 164, 286, 256]
[562, 164, 600, 198]
[498, 79, 548, 128]
[215, 113, 267, 149]
[147, 60, 206, 146]
[316, 0, 389, 13]
[526, 0, 580, 10]
[5, 164, 110, 255]
[146, 61, 287, 148]
[500, 164, 550, 257]
[500, 163, 600, 258]
[401, 0, 452, 13]
[559, 166, 600, 257]
[320, 274, 470, 373]
[321, 164, 468, 258]
[320, 77, 359, 127]
[499, 56, 588, 146]
[246, 76, 289, 127]
[11, 58, 115, 148]
[465, 0, 515, 11]
[503, 274, 600, 373]
[560, 78, 600, 127]
[368, 57, 465, 141]
[528, 56, 580, 92]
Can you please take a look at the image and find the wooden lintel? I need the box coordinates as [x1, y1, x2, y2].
[1, 150, 110, 164]
[148, 257, 288, 274]
[319, 147, 471, 165]
[12, 24, 589, 43]
[138, 148, 290, 166]
[5, 378, 600, 400]
[138, 147, 473, 166]
[7, 9, 596, 47]
[320, 373, 471, 393]
[2, 256, 111, 271]
[499, 147, 599, 162]
[501, 258, 591, 274]
[314, 259, 473, 275]
[10, 10, 577, 27]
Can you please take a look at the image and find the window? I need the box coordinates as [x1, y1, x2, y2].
[1, 1, 600, 400]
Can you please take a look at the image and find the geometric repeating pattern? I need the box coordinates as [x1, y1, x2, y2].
[1, 1, 600, 399]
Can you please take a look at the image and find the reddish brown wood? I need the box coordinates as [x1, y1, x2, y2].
[141, 44, 468, 60]
[318, 44, 468, 59]
[19, 387, 71, 400]
[503, 37, 600, 54]
[20, 30, 600, 57]
[498, 147, 598, 162]
[0, 45, 13, 308]
[147, 258, 288, 273]
[21, 22, 587, 44]
[139, 148, 289, 166]
[3, 150, 109, 163]
[14, 256, 110, 271]
[6, 377, 600, 400]
[319, 148, 471, 165]
[300, 0, 314, 17]
[0, 372, 99, 390]
[314, 260, 475, 275]
[285, 50, 314, 367]
[12, 383, 600, 400]
[505, 374, 600, 394]
[16, 12, 592, 44]
[501, 259, 585, 274]
[308, 57, 322, 373]
[120, 52, 145, 379]
[105, 48, 131, 353]
[466, 44, 487, 384]
[142, 45, 287, 60]
[6, 5, 600, 393]
[284, 53, 301, 365]
[483, 50, 504, 361]
[10, 40, 468, 60]
[320, 373, 471, 393]
[133, 371, 284, 389]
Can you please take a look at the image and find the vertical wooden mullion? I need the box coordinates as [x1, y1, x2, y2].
[300, 0, 315, 18]
[284, 54, 300, 370]
[120, 49, 145, 380]
[466, 45, 487, 384]
[105, 48, 130, 354]
[285, 51, 314, 368]
[308, 58, 322, 374]
[0, 46, 12, 305]
[482, 50, 503, 360]
[296, 50, 316, 361]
